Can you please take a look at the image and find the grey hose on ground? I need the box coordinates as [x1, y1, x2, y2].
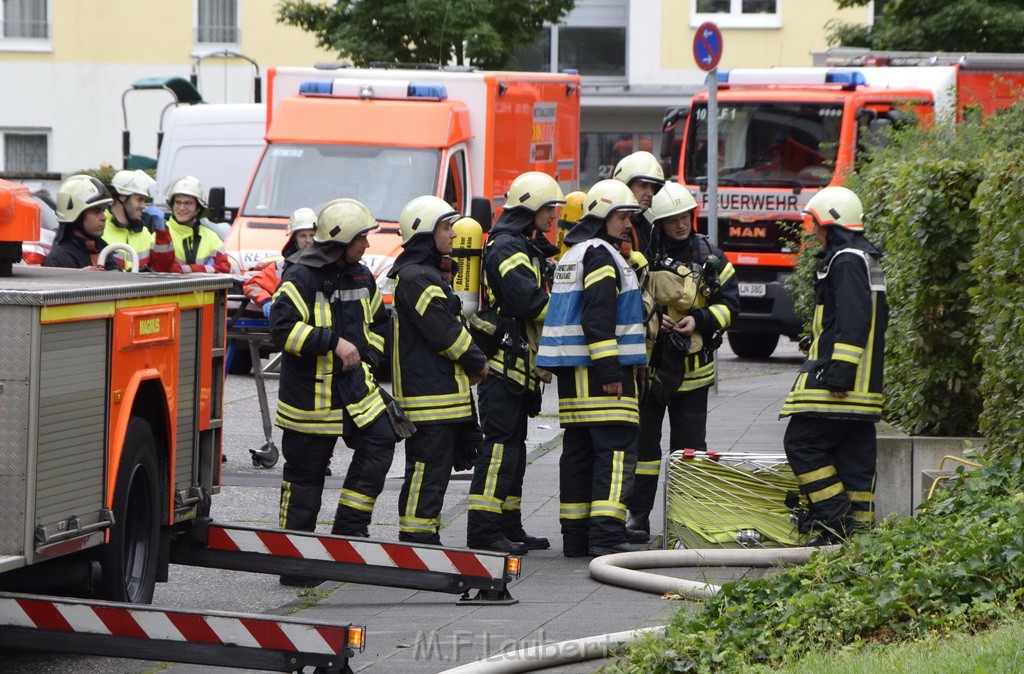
[439, 545, 834, 674]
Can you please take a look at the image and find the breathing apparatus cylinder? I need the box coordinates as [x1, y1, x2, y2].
[452, 216, 483, 317]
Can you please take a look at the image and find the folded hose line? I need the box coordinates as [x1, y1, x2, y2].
[589, 546, 832, 598]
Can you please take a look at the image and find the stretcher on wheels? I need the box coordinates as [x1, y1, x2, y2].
[663, 449, 803, 549]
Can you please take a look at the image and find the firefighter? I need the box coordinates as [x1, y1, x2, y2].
[149, 176, 232, 273]
[270, 198, 395, 585]
[780, 186, 888, 545]
[43, 174, 119, 270]
[103, 169, 158, 271]
[389, 196, 489, 545]
[625, 181, 741, 539]
[242, 207, 317, 317]
[466, 171, 564, 554]
[612, 150, 665, 255]
[536, 179, 649, 557]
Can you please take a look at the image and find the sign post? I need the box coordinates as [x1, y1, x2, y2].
[693, 21, 723, 247]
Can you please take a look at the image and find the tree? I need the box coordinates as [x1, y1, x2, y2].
[828, 0, 1024, 52]
[277, 0, 576, 70]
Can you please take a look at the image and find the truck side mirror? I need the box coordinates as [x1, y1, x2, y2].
[471, 196, 492, 233]
[207, 186, 227, 223]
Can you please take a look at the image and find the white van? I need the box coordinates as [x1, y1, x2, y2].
[154, 103, 265, 234]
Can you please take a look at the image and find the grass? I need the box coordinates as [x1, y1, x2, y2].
[755, 618, 1024, 674]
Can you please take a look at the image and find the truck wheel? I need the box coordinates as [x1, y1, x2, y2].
[727, 331, 779, 360]
[98, 417, 160, 604]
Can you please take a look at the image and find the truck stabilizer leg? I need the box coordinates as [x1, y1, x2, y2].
[0, 591, 362, 673]
[172, 522, 520, 604]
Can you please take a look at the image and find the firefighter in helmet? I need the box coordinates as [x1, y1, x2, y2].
[149, 176, 232, 273]
[466, 171, 564, 554]
[270, 198, 395, 585]
[613, 150, 665, 255]
[625, 181, 740, 539]
[389, 196, 489, 545]
[242, 207, 317, 317]
[103, 169, 162, 270]
[536, 179, 648, 557]
[780, 186, 888, 545]
[43, 174, 119, 270]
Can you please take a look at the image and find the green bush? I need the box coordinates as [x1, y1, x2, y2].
[970, 154, 1024, 458]
[614, 459, 1024, 673]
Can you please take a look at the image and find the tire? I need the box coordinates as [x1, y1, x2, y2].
[227, 339, 254, 375]
[97, 417, 160, 604]
[727, 331, 780, 360]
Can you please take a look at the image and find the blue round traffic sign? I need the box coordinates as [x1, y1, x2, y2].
[693, 22, 723, 72]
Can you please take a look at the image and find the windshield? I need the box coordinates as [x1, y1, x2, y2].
[241, 144, 440, 222]
[683, 102, 843, 188]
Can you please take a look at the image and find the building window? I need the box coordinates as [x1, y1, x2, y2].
[509, 0, 627, 80]
[692, 0, 781, 29]
[0, 0, 50, 51]
[3, 132, 48, 172]
[196, 0, 239, 45]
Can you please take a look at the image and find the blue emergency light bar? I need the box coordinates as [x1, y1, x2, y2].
[298, 79, 448, 100]
[712, 69, 868, 88]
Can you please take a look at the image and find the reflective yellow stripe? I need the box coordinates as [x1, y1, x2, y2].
[610, 451, 625, 503]
[415, 285, 446, 316]
[560, 502, 590, 520]
[588, 339, 619, 360]
[719, 262, 736, 284]
[284, 322, 313, 354]
[847, 491, 874, 503]
[832, 341, 864, 365]
[708, 304, 731, 329]
[441, 329, 473, 360]
[276, 282, 310, 323]
[347, 391, 386, 428]
[859, 294, 879, 391]
[279, 481, 293, 528]
[483, 443, 504, 499]
[808, 482, 845, 503]
[468, 494, 503, 513]
[635, 460, 660, 476]
[498, 251, 536, 279]
[591, 500, 627, 520]
[338, 488, 375, 513]
[584, 265, 616, 288]
[795, 465, 838, 486]
[399, 516, 439, 533]
[402, 461, 426, 526]
[502, 496, 522, 512]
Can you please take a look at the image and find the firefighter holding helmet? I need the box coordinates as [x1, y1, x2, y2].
[466, 171, 564, 554]
[149, 175, 232, 273]
[103, 169, 160, 270]
[625, 181, 740, 539]
[270, 198, 395, 585]
[242, 207, 317, 317]
[536, 179, 648, 557]
[780, 186, 888, 545]
[388, 196, 489, 545]
[43, 174, 119, 270]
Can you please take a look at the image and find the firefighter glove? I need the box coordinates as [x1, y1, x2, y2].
[262, 302, 272, 319]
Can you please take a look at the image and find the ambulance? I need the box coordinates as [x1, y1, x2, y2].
[676, 51, 1024, 358]
[222, 65, 582, 304]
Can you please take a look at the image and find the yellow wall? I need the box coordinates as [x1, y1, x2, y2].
[661, 0, 869, 70]
[0, 0, 335, 65]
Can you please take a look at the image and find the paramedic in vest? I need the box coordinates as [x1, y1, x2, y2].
[43, 174, 119, 270]
[536, 179, 649, 557]
[466, 171, 564, 554]
[780, 186, 887, 546]
[243, 207, 316, 317]
[270, 198, 395, 585]
[625, 181, 740, 539]
[612, 150, 665, 255]
[389, 196, 489, 545]
[103, 169, 159, 271]
[149, 176, 232, 273]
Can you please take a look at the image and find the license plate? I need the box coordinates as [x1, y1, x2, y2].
[739, 283, 766, 297]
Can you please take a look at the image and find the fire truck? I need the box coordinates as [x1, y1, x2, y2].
[673, 51, 1024, 358]
[0, 180, 520, 672]
[223, 65, 582, 296]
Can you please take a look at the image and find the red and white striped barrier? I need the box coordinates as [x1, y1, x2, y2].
[208, 525, 509, 581]
[0, 593, 358, 656]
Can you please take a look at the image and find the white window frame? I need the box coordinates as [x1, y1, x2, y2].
[690, 0, 782, 30]
[1, 129, 50, 173]
[192, 0, 241, 54]
[0, 0, 52, 53]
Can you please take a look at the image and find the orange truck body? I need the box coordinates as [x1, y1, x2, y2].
[223, 66, 582, 304]
[677, 54, 1024, 354]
